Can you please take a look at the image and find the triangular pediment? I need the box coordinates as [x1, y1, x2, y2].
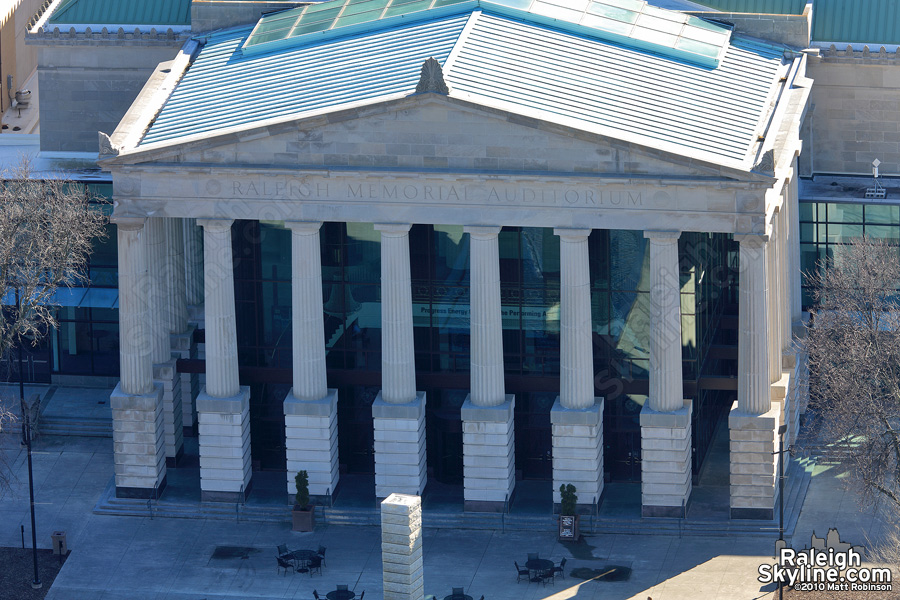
[108, 94, 760, 181]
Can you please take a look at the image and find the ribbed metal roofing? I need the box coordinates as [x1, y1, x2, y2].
[140, 10, 786, 169]
[48, 0, 192, 25]
[447, 12, 784, 164]
[142, 15, 469, 145]
[689, 0, 803, 13]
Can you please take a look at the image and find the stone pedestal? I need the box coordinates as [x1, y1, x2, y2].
[729, 400, 780, 520]
[550, 397, 603, 507]
[461, 394, 515, 511]
[284, 388, 339, 502]
[172, 326, 198, 437]
[197, 386, 252, 502]
[373, 392, 427, 498]
[381, 493, 424, 600]
[640, 399, 692, 517]
[111, 382, 167, 498]
[153, 359, 184, 467]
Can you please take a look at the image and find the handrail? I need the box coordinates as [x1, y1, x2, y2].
[501, 493, 509, 533]
[236, 484, 244, 522]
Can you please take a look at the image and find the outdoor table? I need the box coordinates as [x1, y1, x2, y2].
[326, 590, 355, 600]
[290, 549, 319, 571]
[525, 558, 554, 582]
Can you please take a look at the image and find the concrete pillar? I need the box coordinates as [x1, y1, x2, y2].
[196, 218, 251, 502]
[381, 494, 424, 600]
[283, 221, 339, 502]
[373, 224, 426, 498]
[639, 231, 691, 516]
[767, 215, 782, 385]
[462, 226, 515, 511]
[551, 228, 603, 508]
[184, 217, 204, 308]
[181, 218, 203, 436]
[788, 167, 802, 324]
[109, 217, 166, 498]
[731, 233, 777, 519]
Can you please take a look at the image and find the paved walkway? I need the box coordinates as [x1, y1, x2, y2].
[0, 428, 891, 600]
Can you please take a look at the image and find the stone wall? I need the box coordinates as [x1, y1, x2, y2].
[686, 9, 811, 49]
[191, 1, 306, 33]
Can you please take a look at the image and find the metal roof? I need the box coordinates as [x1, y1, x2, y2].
[142, 15, 470, 145]
[689, 0, 803, 13]
[140, 10, 787, 169]
[243, 0, 733, 67]
[48, 0, 192, 25]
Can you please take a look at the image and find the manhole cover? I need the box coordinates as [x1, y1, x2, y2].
[570, 565, 632, 582]
[211, 546, 258, 560]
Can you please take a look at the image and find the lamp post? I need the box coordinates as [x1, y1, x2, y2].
[774, 423, 788, 600]
[15, 288, 41, 589]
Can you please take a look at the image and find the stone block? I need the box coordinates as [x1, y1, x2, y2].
[462, 394, 515, 507]
[198, 386, 252, 501]
[641, 400, 691, 515]
[110, 383, 166, 494]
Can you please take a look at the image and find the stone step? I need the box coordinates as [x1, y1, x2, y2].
[40, 418, 113, 437]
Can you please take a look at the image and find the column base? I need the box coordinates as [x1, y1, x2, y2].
[197, 386, 252, 502]
[154, 358, 184, 468]
[640, 399, 692, 517]
[284, 388, 340, 503]
[373, 391, 427, 498]
[551, 397, 603, 506]
[462, 394, 515, 511]
[729, 400, 779, 520]
[110, 382, 167, 496]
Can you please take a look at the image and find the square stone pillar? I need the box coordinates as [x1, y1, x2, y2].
[640, 399, 692, 517]
[172, 325, 199, 437]
[461, 394, 515, 512]
[381, 493, 424, 600]
[551, 397, 603, 508]
[729, 400, 780, 519]
[197, 386, 252, 502]
[111, 383, 166, 498]
[153, 359, 184, 467]
[284, 389, 339, 502]
[373, 392, 427, 499]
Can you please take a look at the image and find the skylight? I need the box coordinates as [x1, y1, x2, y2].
[242, 0, 733, 67]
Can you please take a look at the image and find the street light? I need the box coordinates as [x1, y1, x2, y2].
[774, 423, 789, 600]
[15, 288, 41, 589]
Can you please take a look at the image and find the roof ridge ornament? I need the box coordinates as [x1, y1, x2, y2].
[98, 132, 120, 157]
[752, 148, 774, 175]
[415, 57, 449, 95]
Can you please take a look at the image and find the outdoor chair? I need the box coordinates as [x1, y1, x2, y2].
[277, 556, 294, 576]
[452, 587, 464, 598]
[359, 592, 365, 600]
[337, 584, 349, 591]
[552, 557, 566, 579]
[478, 596, 485, 600]
[540, 569, 554, 586]
[308, 555, 323, 576]
[313, 590, 320, 600]
[527, 552, 538, 561]
[514, 561, 529, 583]
[277, 544, 291, 558]
[317, 545, 328, 566]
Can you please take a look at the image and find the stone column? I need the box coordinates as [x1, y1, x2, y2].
[109, 217, 166, 498]
[462, 226, 515, 512]
[550, 228, 603, 510]
[381, 494, 424, 600]
[144, 217, 185, 467]
[767, 216, 781, 385]
[283, 221, 339, 503]
[184, 218, 204, 308]
[788, 169, 802, 324]
[196, 218, 251, 502]
[639, 231, 691, 517]
[373, 224, 426, 498]
[731, 233, 778, 519]
[181, 218, 203, 436]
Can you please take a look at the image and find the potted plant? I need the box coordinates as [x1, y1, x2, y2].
[558, 483, 579, 541]
[292, 470, 315, 532]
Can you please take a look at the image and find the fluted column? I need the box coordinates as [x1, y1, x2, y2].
[165, 218, 189, 335]
[550, 228, 603, 511]
[110, 216, 166, 498]
[789, 171, 802, 323]
[736, 234, 771, 415]
[184, 218, 204, 307]
[145, 217, 170, 365]
[114, 218, 153, 396]
[645, 231, 683, 413]
[376, 223, 416, 404]
[196, 218, 250, 502]
[777, 205, 791, 350]
[462, 226, 515, 511]
[466, 226, 505, 407]
[198, 219, 240, 398]
[284, 221, 339, 501]
[766, 219, 780, 385]
[373, 223, 426, 498]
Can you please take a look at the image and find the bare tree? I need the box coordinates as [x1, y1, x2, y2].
[0, 158, 107, 427]
[804, 236, 900, 544]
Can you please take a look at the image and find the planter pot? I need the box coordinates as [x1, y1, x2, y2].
[292, 505, 315, 532]
[558, 514, 579, 541]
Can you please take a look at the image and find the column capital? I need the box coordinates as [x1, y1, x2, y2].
[553, 227, 591, 241]
[734, 233, 769, 245]
[197, 218, 234, 231]
[374, 223, 412, 236]
[285, 221, 323, 234]
[644, 230, 681, 241]
[464, 225, 502, 238]
[110, 216, 145, 231]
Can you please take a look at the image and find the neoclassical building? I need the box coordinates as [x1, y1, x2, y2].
[93, 0, 811, 520]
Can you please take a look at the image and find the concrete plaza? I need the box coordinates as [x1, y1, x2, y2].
[0, 423, 891, 600]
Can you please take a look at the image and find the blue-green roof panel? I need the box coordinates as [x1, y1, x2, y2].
[689, 0, 803, 14]
[48, 0, 191, 25]
[142, 15, 470, 145]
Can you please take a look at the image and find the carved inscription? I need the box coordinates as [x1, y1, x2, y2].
[223, 178, 643, 208]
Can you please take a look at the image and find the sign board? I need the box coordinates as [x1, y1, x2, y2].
[559, 515, 576, 540]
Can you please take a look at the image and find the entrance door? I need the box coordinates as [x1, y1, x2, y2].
[515, 392, 554, 480]
[248, 382, 288, 471]
[337, 385, 377, 474]
[604, 395, 643, 481]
